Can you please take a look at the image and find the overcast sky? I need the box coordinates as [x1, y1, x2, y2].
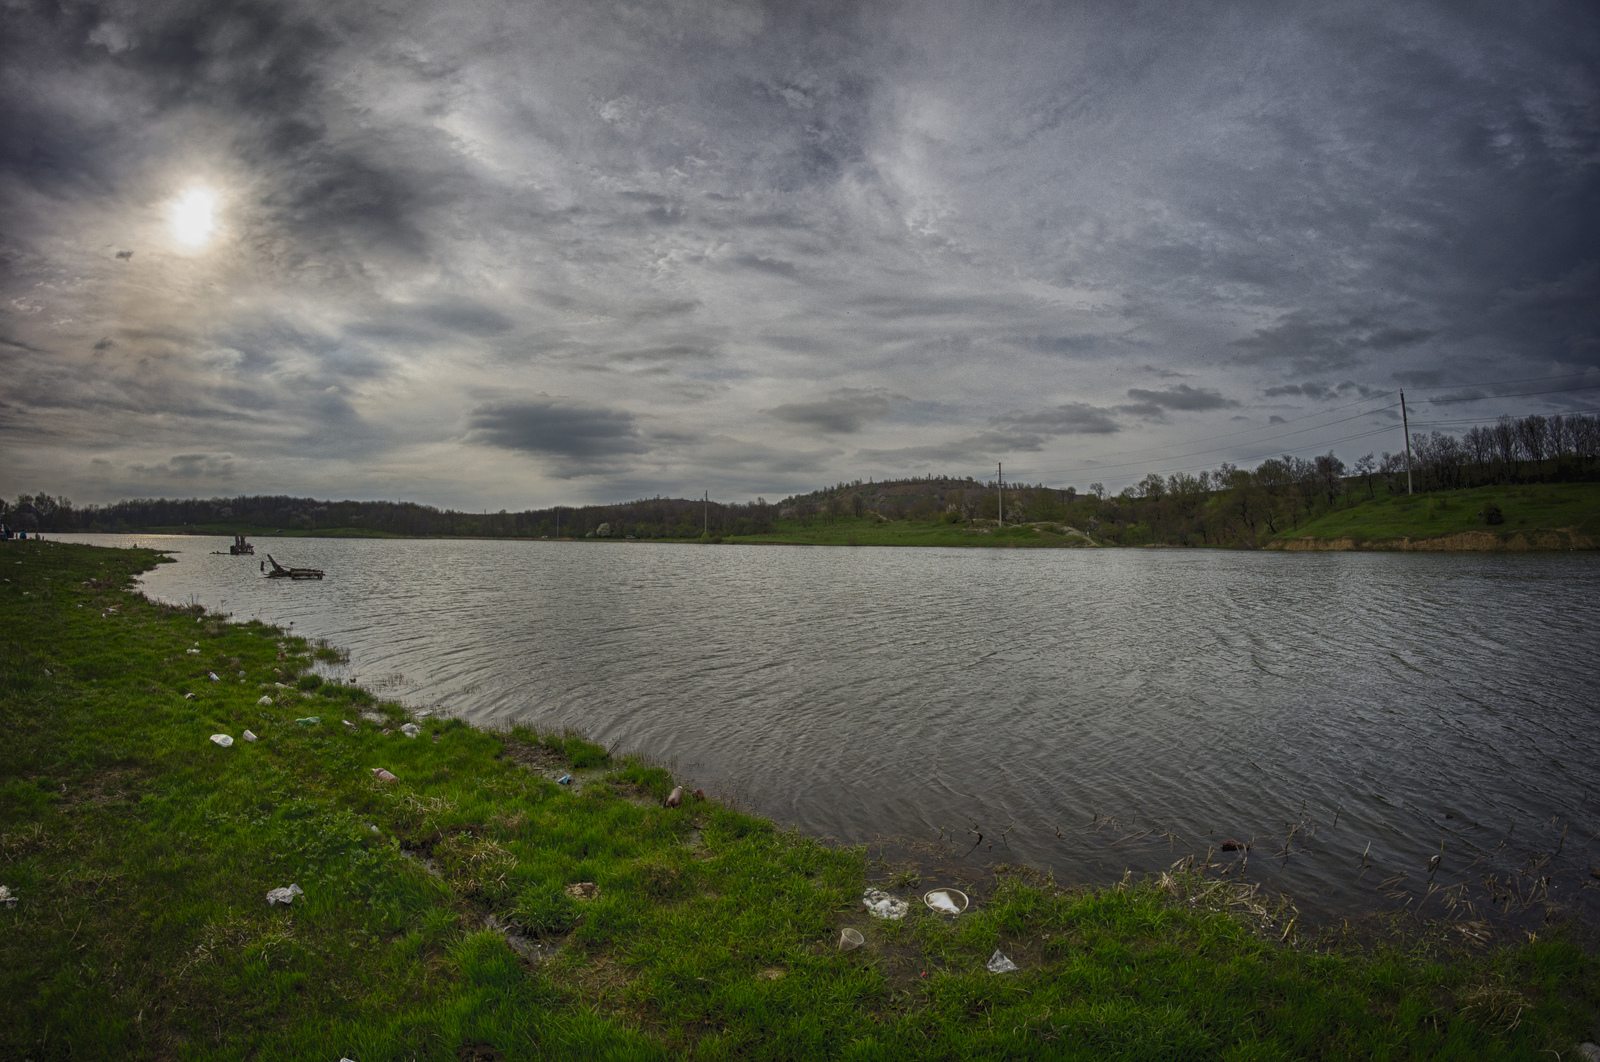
[3, 0, 1598, 508]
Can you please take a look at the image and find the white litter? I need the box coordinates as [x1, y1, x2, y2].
[862, 889, 909, 920]
[207, 672, 220, 681]
[210, 734, 234, 748]
[183, 693, 196, 700]
[343, 720, 356, 731]
[257, 696, 272, 706]
[986, 949, 1019, 974]
[400, 723, 421, 738]
[186, 649, 200, 655]
[925, 889, 965, 914]
[242, 730, 258, 742]
[0, 885, 16, 908]
[371, 767, 398, 783]
[265, 883, 303, 906]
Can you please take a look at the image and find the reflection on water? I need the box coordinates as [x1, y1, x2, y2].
[61, 534, 1600, 925]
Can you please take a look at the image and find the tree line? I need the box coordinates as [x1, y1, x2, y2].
[0, 492, 778, 541]
[6, 412, 1595, 544]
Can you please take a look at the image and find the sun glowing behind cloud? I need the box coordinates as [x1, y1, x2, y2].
[168, 186, 217, 248]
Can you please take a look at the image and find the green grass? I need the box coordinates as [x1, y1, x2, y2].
[728, 515, 1096, 548]
[1264, 482, 1600, 546]
[2, 541, 1597, 1059]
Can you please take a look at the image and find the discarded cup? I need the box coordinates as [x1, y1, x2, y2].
[923, 888, 969, 915]
[371, 768, 398, 783]
[400, 722, 421, 738]
[986, 948, 1019, 974]
[242, 730, 258, 742]
[556, 774, 572, 785]
[256, 696, 272, 706]
[343, 720, 356, 731]
[209, 734, 234, 748]
[0, 885, 17, 908]
[207, 672, 220, 681]
[838, 928, 864, 951]
[665, 785, 684, 807]
[265, 883, 303, 906]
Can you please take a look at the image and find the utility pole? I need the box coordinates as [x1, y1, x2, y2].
[997, 462, 1005, 527]
[1400, 391, 1414, 495]
[703, 491, 708, 536]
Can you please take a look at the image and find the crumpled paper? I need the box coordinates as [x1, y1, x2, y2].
[265, 883, 303, 906]
[862, 889, 909, 920]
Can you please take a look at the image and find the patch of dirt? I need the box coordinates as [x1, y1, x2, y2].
[501, 741, 564, 770]
[457, 1044, 503, 1061]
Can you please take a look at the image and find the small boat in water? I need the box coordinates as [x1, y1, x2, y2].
[264, 554, 325, 580]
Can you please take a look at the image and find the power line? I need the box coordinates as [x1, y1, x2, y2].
[1423, 381, 1600, 404]
[1018, 399, 1401, 479]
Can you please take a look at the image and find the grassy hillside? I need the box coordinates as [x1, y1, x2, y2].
[7, 541, 1599, 1058]
[1263, 482, 1600, 549]
[729, 515, 1096, 547]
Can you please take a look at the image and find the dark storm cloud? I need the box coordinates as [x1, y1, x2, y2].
[1230, 313, 1437, 373]
[1121, 385, 1236, 414]
[768, 388, 893, 433]
[467, 398, 647, 460]
[3, 0, 1598, 506]
[860, 401, 1121, 465]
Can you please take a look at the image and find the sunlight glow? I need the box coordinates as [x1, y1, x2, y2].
[169, 187, 217, 248]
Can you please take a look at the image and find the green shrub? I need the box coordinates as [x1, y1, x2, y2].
[296, 673, 323, 690]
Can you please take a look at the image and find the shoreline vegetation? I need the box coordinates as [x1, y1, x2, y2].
[14, 480, 1600, 552]
[3, 541, 1598, 1058]
[6, 409, 1600, 551]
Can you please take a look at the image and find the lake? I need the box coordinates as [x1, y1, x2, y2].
[60, 534, 1600, 925]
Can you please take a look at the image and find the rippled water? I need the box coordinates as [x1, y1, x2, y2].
[61, 534, 1600, 924]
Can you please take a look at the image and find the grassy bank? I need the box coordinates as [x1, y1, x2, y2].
[3, 541, 1598, 1059]
[1263, 483, 1600, 550]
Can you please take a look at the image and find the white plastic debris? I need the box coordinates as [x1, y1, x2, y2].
[862, 889, 909, 920]
[210, 734, 234, 748]
[207, 672, 220, 681]
[242, 730, 258, 742]
[183, 693, 196, 700]
[257, 696, 272, 706]
[986, 949, 1019, 974]
[265, 883, 303, 906]
[924, 889, 968, 915]
[186, 649, 200, 655]
[0, 885, 17, 908]
[399, 722, 422, 738]
[371, 767, 398, 783]
[1576, 1044, 1600, 1062]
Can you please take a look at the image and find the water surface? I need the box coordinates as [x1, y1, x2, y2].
[63, 534, 1600, 924]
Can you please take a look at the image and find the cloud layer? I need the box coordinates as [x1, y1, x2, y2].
[2, 0, 1597, 505]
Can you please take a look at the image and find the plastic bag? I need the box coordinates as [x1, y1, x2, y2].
[986, 949, 1019, 974]
[209, 734, 234, 748]
[265, 884, 303, 906]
